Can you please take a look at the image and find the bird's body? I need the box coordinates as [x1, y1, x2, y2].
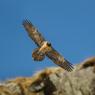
[32, 41, 52, 61]
[39, 41, 52, 54]
[23, 20, 74, 72]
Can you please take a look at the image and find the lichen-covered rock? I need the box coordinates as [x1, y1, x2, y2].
[0, 57, 95, 95]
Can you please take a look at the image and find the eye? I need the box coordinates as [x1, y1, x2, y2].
[47, 43, 51, 46]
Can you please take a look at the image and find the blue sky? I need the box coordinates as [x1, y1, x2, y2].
[0, 0, 95, 79]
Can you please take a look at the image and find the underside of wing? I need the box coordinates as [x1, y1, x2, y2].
[46, 47, 74, 72]
[23, 20, 46, 47]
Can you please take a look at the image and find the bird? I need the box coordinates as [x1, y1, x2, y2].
[22, 20, 74, 72]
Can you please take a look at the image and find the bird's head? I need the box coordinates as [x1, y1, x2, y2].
[47, 42, 51, 47]
[45, 41, 51, 47]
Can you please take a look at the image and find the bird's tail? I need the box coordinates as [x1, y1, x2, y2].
[32, 48, 45, 61]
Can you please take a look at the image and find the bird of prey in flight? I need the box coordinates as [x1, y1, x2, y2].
[22, 20, 74, 72]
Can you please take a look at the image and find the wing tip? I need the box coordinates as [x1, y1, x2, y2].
[22, 19, 33, 26]
[63, 59, 74, 72]
[58, 59, 74, 72]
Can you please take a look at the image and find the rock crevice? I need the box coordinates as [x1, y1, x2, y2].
[0, 57, 95, 95]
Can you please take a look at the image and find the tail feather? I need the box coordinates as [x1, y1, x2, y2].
[32, 48, 45, 61]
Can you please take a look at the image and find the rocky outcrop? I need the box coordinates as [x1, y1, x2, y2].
[0, 57, 95, 95]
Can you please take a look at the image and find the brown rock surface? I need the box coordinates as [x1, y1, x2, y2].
[0, 57, 95, 95]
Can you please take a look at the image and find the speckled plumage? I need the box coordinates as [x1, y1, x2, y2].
[23, 20, 74, 72]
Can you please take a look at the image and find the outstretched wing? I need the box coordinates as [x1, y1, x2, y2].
[23, 20, 46, 47]
[47, 47, 74, 72]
